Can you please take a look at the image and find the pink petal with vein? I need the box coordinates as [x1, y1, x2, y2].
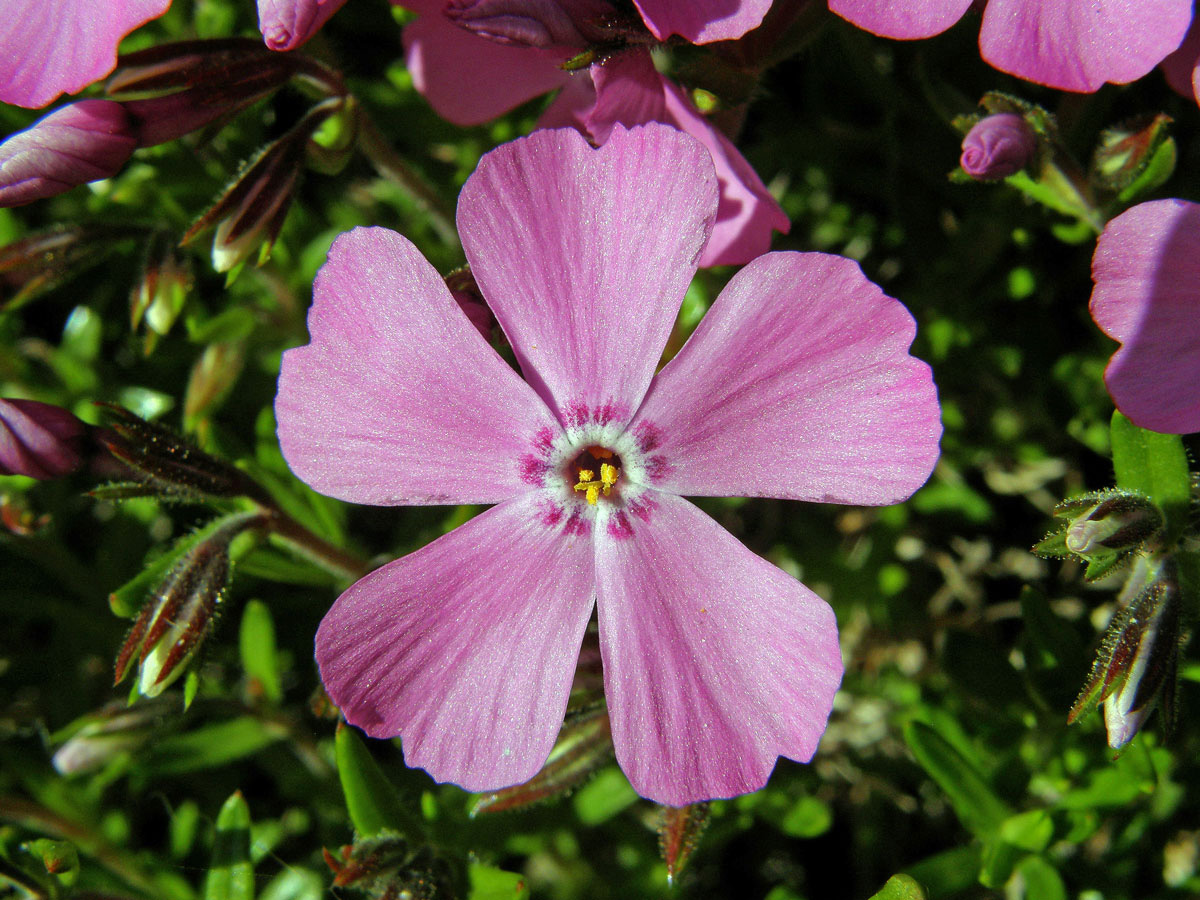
[259, 0, 349, 51]
[634, 251, 941, 503]
[829, 0, 971, 39]
[632, 0, 772, 43]
[317, 493, 597, 791]
[0, 0, 171, 108]
[402, 6, 571, 126]
[275, 226, 560, 505]
[980, 0, 1192, 92]
[1090, 199, 1200, 434]
[595, 491, 843, 806]
[585, 50, 788, 267]
[457, 124, 716, 426]
[1160, 13, 1200, 104]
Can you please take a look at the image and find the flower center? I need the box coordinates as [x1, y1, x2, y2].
[570, 446, 621, 505]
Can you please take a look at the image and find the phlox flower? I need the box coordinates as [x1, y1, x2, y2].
[1090, 199, 1200, 435]
[830, 0, 1192, 93]
[0, 398, 86, 479]
[398, 0, 788, 267]
[258, 0, 351, 51]
[0, 0, 170, 108]
[275, 123, 942, 804]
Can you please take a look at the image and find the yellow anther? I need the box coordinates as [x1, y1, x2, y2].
[574, 463, 621, 505]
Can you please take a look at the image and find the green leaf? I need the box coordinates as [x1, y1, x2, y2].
[1000, 810, 1055, 852]
[903, 844, 982, 897]
[258, 869, 324, 900]
[869, 874, 927, 900]
[239, 600, 282, 703]
[335, 724, 421, 838]
[1111, 411, 1192, 541]
[571, 767, 638, 825]
[467, 863, 530, 900]
[144, 717, 286, 776]
[23, 839, 79, 887]
[904, 721, 1013, 838]
[205, 792, 254, 900]
[1015, 855, 1067, 900]
[779, 795, 832, 839]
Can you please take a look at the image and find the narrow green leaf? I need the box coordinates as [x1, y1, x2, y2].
[239, 600, 282, 703]
[205, 792, 254, 900]
[258, 869, 324, 900]
[1111, 411, 1191, 541]
[903, 844, 982, 897]
[571, 767, 638, 825]
[335, 724, 421, 838]
[467, 864, 530, 900]
[144, 717, 286, 776]
[868, 874, 926, 900]
[1015, 855, 1067, 900]
[1000, 810, 1055, 852]
[904, 721, 1013, 838]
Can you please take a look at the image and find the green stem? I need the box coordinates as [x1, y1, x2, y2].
[257, 506, 372, 581]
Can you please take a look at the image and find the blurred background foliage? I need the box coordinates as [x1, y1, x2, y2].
[2, 2, 1200, 899]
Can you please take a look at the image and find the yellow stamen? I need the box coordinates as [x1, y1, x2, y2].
[574, 463, 620, 505]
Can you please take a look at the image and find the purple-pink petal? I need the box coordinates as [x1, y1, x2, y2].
[1161, 13, 1200, 104]
[401, 3, 572, 126]
[457, 124, 716, 429]
[0, 100, 138, 207]
[0, 398, 86, 479]
[316, 493, 596, 792]
[595, 491, 843, 806]
[1090, 199, 1200, 435]
[631, 0, 772, 43]
[275, 226, 561, 505]
[829, 0, 972, 39]
[0, 0, 171, 109]
[633, 251, 941, 503]
[258, 0, 349, 51]
[979, 0, 1193, 92]
[584, 50, 788, 267]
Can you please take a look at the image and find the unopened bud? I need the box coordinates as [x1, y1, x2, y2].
[1091, 113, 1176, 196]
[258, 0, 350, 52]
[1069, 557, 1182, 749]
[658, 802, 710, 884]
[94, 404, 262, 501]
[445, 0, 587, 48]
[114, 514, 262, 697]
[0, 398, 86, 479]
[1062, 492, 1164, 555]
[471, 705, 613, 815]
[51, 696, 178, 775]
[184, 343, 247, 434]
[323, 834, 453, 899]
[0, 101, 137, 207]
[110, 39, 300, 147]
[131, 231, 192, 349]
[960, 113, 1037, 180]
[2, 224, 147, 310]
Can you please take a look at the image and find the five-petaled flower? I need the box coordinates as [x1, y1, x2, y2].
[275, 123, 942, 805]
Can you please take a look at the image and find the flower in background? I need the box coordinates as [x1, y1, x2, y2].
[1090, 198, 1200, 435]
[398, 0, 787, 266]
[258, 0, 351, 51]
[829, 0, 1193, 93]
[0, 0, 171, 108]
[959, 112, 1036, 180]
[0, 399, 87, 479]
[275, 123, 942, 805]
[0, 101, 138, 207]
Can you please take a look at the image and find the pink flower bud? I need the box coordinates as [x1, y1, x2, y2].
[0, 100, 137, 207]
[0, 398, 87, 479]
[444, 0, 587, 48]
[960, 113, 1037, 180]
[258, 0, 349, 51]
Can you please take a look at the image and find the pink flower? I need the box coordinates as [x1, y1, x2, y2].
[0, 399, 87, 479]
[1161, 13, 1200, 105]
[258, 0, 350, 51]
[0, 100, 138, 207]
[830, 0, 1193, 93]
[400, 0, 787, 266]
[275, 124, 942, 804]
[959, 113, 1036, 180]
[1090, 199, 1200, 435]
[0, 0, 170, 108]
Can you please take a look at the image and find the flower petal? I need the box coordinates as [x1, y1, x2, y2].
[632, 0, 771, 43]
[595, 491, 842, 805]
[275, 226, 560, 504]
[1090, 199, 1200, 434]
[0, 0, 171, 109]
[632, 252, 942, 504]
[585, 50, 788, 267]
[258, 0, 349, 51]
[980, 0, 1192, 92]
[457, 124, 716, 429]
[402, 4, 571, 126]
[829, 0, 971, 39]
[316, 492, 596, 792]
[1161, 14, 1200, 104]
